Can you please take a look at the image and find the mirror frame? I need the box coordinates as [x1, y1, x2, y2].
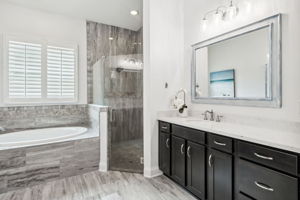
[191, 14, 282, 108]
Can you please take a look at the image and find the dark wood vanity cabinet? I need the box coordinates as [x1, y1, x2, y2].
[171, 135, 206, 199]
[171, 135, 186, 186]
[236, 141, 299, 200]
[207, 149, 233, 200]
[186, 141, 206, 199]
[159, 131, 171, 176]
[236, 159, 298, 200]
[158, 121, 299, 200]
[159, 122, 206, 199]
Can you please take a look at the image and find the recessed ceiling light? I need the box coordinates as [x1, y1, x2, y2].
[109, 37, 114, 41]
[130, 10, 139, 16]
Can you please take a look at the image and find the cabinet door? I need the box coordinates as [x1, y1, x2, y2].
[186, 141, 206, 199]
[171, 135, 186, 186]
[159, 131, 171, 176]
[208, 149, 233, 200]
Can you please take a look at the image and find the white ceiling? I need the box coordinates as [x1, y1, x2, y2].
[1, 0, 143, 31]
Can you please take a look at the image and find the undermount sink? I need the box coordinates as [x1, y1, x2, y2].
[184, 118, 213, 125]
[185, 119, 204, 122]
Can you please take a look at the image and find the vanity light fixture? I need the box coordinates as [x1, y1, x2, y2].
[201, 0, 239, 30]
[130, 10, 139, 16]
[227, 1, 239, 20]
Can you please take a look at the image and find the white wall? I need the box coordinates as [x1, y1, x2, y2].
[144, 0, 300, 177]
[184, 0, 300, 121]
[0, 2, 87, 106]
[143, 0, 184, 177]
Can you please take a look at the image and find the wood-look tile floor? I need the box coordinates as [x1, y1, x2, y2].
[0, 171, 197, 200]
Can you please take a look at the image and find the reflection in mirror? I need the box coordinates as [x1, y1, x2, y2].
[195, 27, 270, 99]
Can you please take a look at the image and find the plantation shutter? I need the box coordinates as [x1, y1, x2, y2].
[47, 46, 76, 98]
[8, 41, 42, 98]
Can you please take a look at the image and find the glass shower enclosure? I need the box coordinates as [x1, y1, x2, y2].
[88, 22, 143, 173]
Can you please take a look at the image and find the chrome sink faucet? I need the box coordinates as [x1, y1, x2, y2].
[203, 110, 214, 121]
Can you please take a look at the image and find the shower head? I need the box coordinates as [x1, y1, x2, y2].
[116, 67, 124, 73]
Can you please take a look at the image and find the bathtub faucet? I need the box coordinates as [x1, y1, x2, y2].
[0, 127, 6, 132]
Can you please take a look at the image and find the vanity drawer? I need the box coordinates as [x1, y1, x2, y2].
[172, 125, 205, 144]
[208, 134, 233, 153]
[159, 121, 171, 133]
[237, 141, 298, 175]
[237, 159, 298, 200]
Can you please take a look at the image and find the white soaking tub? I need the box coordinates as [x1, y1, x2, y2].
[0, 127, 88, 148]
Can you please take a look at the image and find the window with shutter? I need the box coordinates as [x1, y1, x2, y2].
[4, 36, 78, 104]
[8, 41, 42, 98]
[47, 46, 76, 98]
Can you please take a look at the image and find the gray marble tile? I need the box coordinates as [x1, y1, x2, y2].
[26, 142, 74, 165]
[0, 175, 7, 194]
[86, 21, 143, 104]
[25, 161, 60, 187]
[5, 167, 28, 191]
[0, 149, 26, 170]
[0, 137, 100, 193]
[110, 139, 143, 173]
[0, 105, 90, 133]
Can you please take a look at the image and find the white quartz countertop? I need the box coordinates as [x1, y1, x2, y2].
[158, 116, 300, 154]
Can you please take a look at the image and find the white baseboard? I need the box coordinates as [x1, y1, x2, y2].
[144, 167, 163, 178]
[99, 162, 108, 172]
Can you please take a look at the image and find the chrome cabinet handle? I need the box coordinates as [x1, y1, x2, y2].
[180, 144, 185, 155]
[161, 126, 168, 130]
[166, 138, 170, 148]
[187, 146, 191, 158]
[214, 140, 226, 146]
[255, 181, 274, 192]
[208, 154, 213, 167]
[254, 152, 274, 161]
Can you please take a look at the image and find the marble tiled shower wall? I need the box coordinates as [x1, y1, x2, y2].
[111, 107, 143, 143]
[0, 105, 88, 132]
[87, 22, 143, 143]
[86, 22, 143, 104]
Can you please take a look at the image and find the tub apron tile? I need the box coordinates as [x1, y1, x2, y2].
[0, 149, 26, 170]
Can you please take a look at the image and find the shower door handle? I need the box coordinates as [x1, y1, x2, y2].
[110, 108, 115, 122]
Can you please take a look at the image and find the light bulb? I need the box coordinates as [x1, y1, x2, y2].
[201, 18, 208, 31]
[227, 4, 238, 20]
[130, 10, 139, 16]
[213, 11, 223, 24]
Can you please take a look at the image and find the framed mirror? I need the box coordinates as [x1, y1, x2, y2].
[191, 14, 281, 107]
